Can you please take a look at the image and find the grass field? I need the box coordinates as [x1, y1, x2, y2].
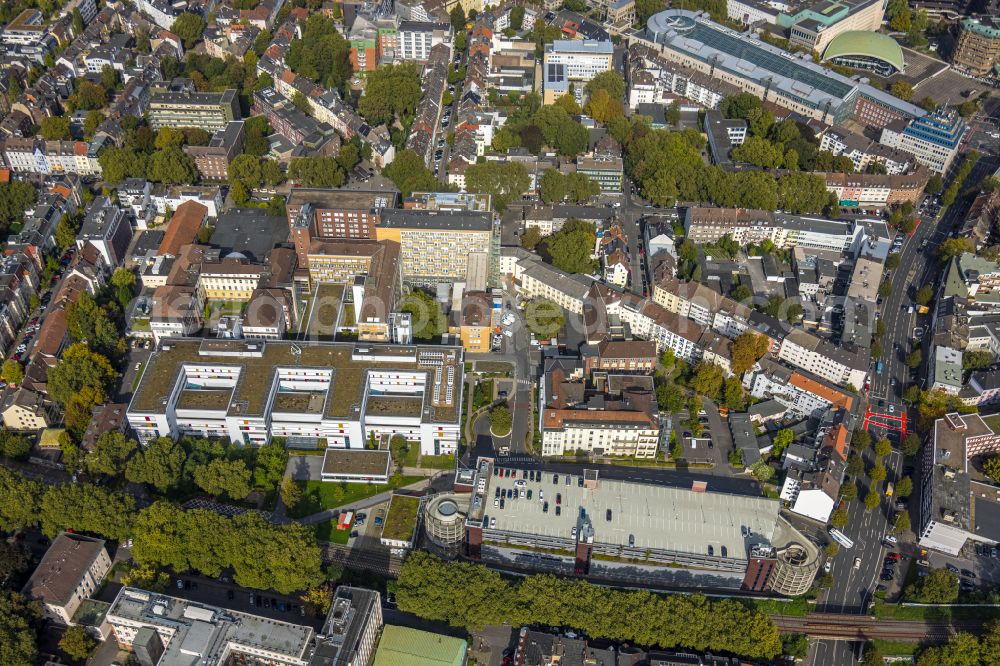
[419, 454, 455, 469]
[871, 639, 922, 656]
[741, 597, 812, 617]
[314, 520, 352, 544]
[873, 602, 1000, 621]
[288, 477, 423, 518]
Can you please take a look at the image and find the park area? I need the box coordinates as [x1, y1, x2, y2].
[287, 477, 422, 518]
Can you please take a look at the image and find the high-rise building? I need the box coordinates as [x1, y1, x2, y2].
[879, 108, 968, 174]
[542, 40, 613, 105]
[148, 88, 241, 131]
[952, 17, 1000, 76]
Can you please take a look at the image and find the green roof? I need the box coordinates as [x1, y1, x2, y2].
[822, 31, 905, 73]
[373, 626, 467, 666]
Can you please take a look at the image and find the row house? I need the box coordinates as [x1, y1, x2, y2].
[823, 168, 929, 209]
[0, 253, 41, 356]
[405, 43, 450, 166]
[1, 138, 103, 177]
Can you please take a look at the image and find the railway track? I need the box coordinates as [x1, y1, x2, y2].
[773, 613, 984, 640]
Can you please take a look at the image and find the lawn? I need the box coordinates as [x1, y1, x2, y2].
[288, 477, 424, 518]
[382, 495, 420, 542]
[741, 597, 812, 617]
[419, 454, 455, 469]
[871, 639, 922, 657]
[873, 602, 1000, 621]
[314, 520, 352, 544]
[981, 414, 1000, 435]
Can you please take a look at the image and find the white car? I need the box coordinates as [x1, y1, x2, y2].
[503, 329, 513, 338]
[501, 313, 515, 326]
[884, 535, 898, 545]
[854, 557, 862, 569]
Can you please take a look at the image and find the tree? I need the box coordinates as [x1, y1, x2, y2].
[71, 80, 107, 110]
[656, 382, 686, 414]
[400, 289, 446, 341]
[544, 219, 597, 274]
[906, 568, 958, 603]
[47, 343, 116, 408]
[553, 93, 581, 115]
[859, 642, 885, 666]
[125, 437, 187, 493]
[301, 585, 333, 614]
[524, 299, 565, 339]
[690, 362, 724, 400]
[852, 429, 871, 450]
[963, 349, 993, 370]
[839, 481, 857, 502]
[85, 432, 137, 477]
[871, 464, 887, 482]
[464, 161, 529, 212]
[171, 12, 206, 48]
[925, 173, 943, 195]
[193, 458, 251, 500]
[902, 432, 922, 456]
[0, 540, 31, 581]
[916, 632, 982, 666]
[55, 212, 81, 252]
[771, 429, 794, 457]
[889, 80, 913, 101]
[450, 5, 466, 31]
[906, 349, 922, 369]
[914, 285, 934, 306]
[39, 482, 134, 540]
[1, 360, 23, 386]
[383, 149, 441, 197]
[291, 90, 311, 114]
[490, 406, 512, 436]
[83, 110, 105, 138]
[585, 71, 626, 102]
[896, 476, 913, 499]
[0, 590, 39, 666]
[863, 490, 881, 511]
[147, 147, 197, 184]
[358, 63, 422, 126]
[781, 634, 809, 659]
[39, 115, 71, 140]
[824, 541, 840, 557]
[875, 438, 892, 458]
[100, 64, 118, 92]
[584, 88, 624, 123]
[510, 5, 525, 29]
[785, 303, 803, 324]
[0, 430, 31, 460]
[894, 509, 911, 534]
[59, 626, 97, 661]
[936, 237, 975, 262]
[830, 507, 849, 528]
[521, 226, 543, 250]
[286, 15, 352, 90]
[281, 476, 301, 509]
[154, 127, 185, 150]
[984, 454, 1000, 484]
[728, 332, 770, 377]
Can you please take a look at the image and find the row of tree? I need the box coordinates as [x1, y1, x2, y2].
[395, 551, 782, 660]
[0, 466, 321, 594]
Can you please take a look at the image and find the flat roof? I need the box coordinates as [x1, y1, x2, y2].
[287, 188, 398, 211]
[107, 588, 314, 666]
[322, 449, 391, 477]
[380, 209, 493, 232]
[129, 340, 461, 423]
[482, 472, 781, 561]
[381, 494, 420, 542]
[373, 626, 467, 666]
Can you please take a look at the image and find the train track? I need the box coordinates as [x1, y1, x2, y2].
[773, 613, 984, 640]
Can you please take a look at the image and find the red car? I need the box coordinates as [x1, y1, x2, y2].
[885, 553, 901, 560]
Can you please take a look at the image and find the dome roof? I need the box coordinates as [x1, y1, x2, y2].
[823, 31, 905, 73]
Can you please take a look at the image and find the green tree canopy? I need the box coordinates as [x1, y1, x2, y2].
[193, 458, 252, 500]
[464, 161, 529, 212]
[489, 405, 512, 436]
[47, 343, 116, 407]
[383, 149, 442, 197]
[729, 331, 770, 375]
[286, 14, 352, 90]
[905, 567, 958, 603]
[39, 115, 71, 140]
[59, 626, 97, 661]
[543, 218, 597, 274]
[400, 289, 446, 341]
[585, 71, 626, 101]
[125, 437, 187, 493]
[358, 63, 422, 126]
[524, 299, 565, 339]
[171, 12, 206, 49]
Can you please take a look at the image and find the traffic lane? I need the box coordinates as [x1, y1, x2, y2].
[811, 640, 860, 666]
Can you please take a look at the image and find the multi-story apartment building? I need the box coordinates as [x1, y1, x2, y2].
[744, 358, 855, 418]
[376, 209, 497, 285]
[398, 21, 451, 62]
[1, 137, 103, 177]
[778, 0, 885, 53]
[288, 189, 398, 265]
[542, 40, 614, 105]
[777, 328, 868, 389]
[148, 88, 241, 131]
[823, 169, 929, 208]
[951, 17, 1000, 76]
[313, 587, 383, 666]
[106, 587, 316, 664]
[704, 110, 748, 166]
[22, 534, 111, 625]
[513, 258, 593, 315]
[819, 126, 912, 174]
[77, 196, 132, 268]
[683, 207, 865, 252]
[127, 340, 464, 454]
[575, 157, 623, 193]
[919, 413, 1000, 555]
[184, 121, 245, 180]
[197, 260, 267, 302]
[879, 108, 967, 174]
[447, 290, 494, 353]
[643, 10, 924, 128]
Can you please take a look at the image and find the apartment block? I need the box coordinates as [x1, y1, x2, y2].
[184, 121, 245, 180]
[919, 413, 1000, 555]
[127, 340, 464, 454]
[376, 209, 497, 285]
[448, 290, 494, 353]
[148, 88, 241, 131]
[78, 196, 132, 268]
[288, 189, 398, 261]
[575, 157, 623, 193]
[744, 358, 855, 419]
[879, 108, 967, 174]
[952, 17, 1000, 76]
[106, 587, 315, 664]
[543, 40, 613, 105]
[819, 126, 912, 175]
[683, 207, 865, 252]
[823, 169, 929, 208]
[22, 534, 111, 625]
[777, 328, 868, 389]
[398, 21, 451, 62]
[2, 137, 103, 177]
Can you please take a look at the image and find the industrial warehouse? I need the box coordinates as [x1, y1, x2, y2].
[459, 458, 820, 595]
